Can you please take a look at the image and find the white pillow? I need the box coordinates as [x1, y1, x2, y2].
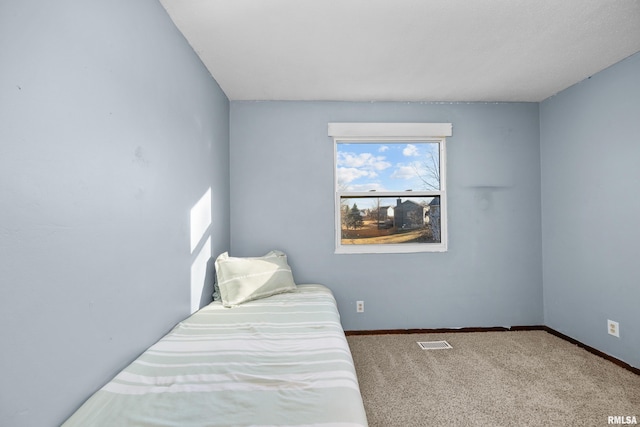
[214, 250, 297, 307]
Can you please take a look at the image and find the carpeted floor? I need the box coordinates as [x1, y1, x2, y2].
[347, 331, 639, 426]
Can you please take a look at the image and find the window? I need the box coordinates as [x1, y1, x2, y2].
[329, 123, 452, 254]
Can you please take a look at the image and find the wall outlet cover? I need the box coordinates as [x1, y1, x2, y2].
[607, 319, 620, 338]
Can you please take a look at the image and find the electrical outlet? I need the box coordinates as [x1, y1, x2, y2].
[607, 319, 620, 337]
[356, 301, 364, 313]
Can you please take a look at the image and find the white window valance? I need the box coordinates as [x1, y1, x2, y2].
[328, 122, 452, 138]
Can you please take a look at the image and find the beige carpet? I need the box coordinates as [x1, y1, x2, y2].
[347, 331, 640, 426]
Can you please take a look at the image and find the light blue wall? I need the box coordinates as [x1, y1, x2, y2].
[230, 101, 543, 331]
[0, 1, 230, 426]
[2, 1, 635, 423]
[540, 53, 640, 368]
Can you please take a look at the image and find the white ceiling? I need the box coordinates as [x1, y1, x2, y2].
[160, 0, 640, 102]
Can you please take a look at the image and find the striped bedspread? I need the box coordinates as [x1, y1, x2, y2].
[63, 284, 368, 427]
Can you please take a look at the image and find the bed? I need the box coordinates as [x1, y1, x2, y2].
[63, 277, 368, 426]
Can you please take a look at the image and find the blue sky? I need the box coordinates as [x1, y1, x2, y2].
[336, 142, 439, 192]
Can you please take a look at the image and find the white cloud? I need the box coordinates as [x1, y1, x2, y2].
[378, 145, 389, 152]
[390, 165, 417, 180]
[337, 167, 373, 184]
[402, 144, 419, 157]
[337, 152, 391, 171]
[336, 151, 391, 188]
[347, 183, 387, 192]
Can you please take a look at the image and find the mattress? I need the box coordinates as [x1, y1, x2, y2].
[63, 284, 368, 426]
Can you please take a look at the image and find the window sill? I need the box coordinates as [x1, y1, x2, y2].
[335, 243, 447, 254]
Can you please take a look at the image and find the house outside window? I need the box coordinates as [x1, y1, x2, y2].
[329, 123, 452, 254]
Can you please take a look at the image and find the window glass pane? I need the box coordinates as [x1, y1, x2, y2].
[337, 142, 440, 192]
[340, 196, 441, 245]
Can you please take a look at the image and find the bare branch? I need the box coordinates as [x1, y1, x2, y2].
[411, 150, 440, 190]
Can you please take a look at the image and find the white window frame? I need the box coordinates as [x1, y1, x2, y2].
[329, 123, 452, 254]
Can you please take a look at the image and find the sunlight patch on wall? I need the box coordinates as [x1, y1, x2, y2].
[191, 236, 211, 313]
[190, 187, 212, 313]
[190, 188, 212, 253]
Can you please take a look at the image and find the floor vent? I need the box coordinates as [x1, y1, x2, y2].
[417, 340, 452, 350]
